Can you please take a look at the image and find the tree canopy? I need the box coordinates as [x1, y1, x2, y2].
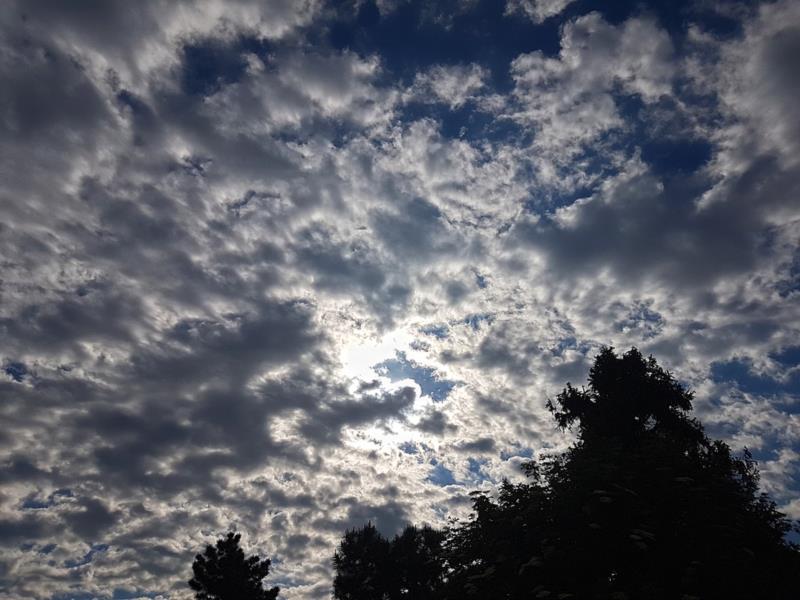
[333, 347, 800, 599]
[333, 523, 446, 600]
[189, 532, 279, 600]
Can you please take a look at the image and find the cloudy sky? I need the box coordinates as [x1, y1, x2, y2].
[1, 0, 799, 597]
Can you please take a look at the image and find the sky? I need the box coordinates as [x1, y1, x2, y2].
[1, 0, 799, 598]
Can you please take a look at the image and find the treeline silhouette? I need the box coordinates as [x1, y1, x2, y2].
[189, 348, 800, 600]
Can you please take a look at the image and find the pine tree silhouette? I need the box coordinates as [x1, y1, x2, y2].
[189, 532, 279, 600]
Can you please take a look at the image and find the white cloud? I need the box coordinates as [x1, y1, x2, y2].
[510, 13, 675, 169]
[505, 0, 575, 23]
[407, 63, 488, 109]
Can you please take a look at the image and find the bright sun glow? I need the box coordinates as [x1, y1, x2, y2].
[339, 328, 415, 380]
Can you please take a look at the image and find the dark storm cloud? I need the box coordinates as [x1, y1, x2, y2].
[295, 223, 387, 294]
[512, 159, 799, 288]
[416, 409, 457, 435]
[297, 386, 417, 445]
[454, 437, 496, 453]
[63, 498, 118, 541]
[371, 197, 462, 261]
[313, 498, 411, 538]
[291, 222, 413, 321]
[0, 283, 144, 355]
[0, 513, 58, 544]
[476, 321, 542, 379]
[0, 29, 116, 214]
[132, 299, 321, 385]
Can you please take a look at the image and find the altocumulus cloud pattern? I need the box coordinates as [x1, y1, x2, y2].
[1, 0, 800, 598]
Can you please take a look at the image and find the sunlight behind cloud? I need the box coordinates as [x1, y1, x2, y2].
[340, 328, 415, 380]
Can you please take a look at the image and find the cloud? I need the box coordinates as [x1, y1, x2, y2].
[1, 1, 800, 598]
[407, 63, 488, 109]
[505, 0, 575, 24]
[510, 12, 675, 177]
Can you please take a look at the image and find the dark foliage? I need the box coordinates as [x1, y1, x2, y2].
[189, 532, 279, 600]
[333, 347, 800, 599]
[333, 523, 445, 600]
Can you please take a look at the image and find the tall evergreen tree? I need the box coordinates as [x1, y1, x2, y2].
[189, 532, 279, 600]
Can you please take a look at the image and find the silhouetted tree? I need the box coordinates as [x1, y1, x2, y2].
[444, 348, 800, 599]
[189, 532, 279, 600]
[333, 347, 800, 600]
[333, 522, 391, 600]
[332, 522, 446, 600]
[389, 525, 446, 599]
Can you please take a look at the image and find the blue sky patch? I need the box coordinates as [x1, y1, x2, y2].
[21, 496, 51, 510]
[399, 441, 418, 455]
[614, 303, 665, 339]
[427, 462, 456, 486]
[328, 0, 562, 90]
[641, 138, 713, 175]
[22, 488, 73, 510]
[112, 589, 163, 600]
[64, 544, 109, 569]
[181, 39, 262, 97]
[466, 457, 491, 483]
[375, 351, 455, 401]
[463, 313, 493, 331]
[4, 361, 27, 382]
[420, 324, 449, 339]
[711, 359, 800, 397]
[771, 346, 800, 367]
